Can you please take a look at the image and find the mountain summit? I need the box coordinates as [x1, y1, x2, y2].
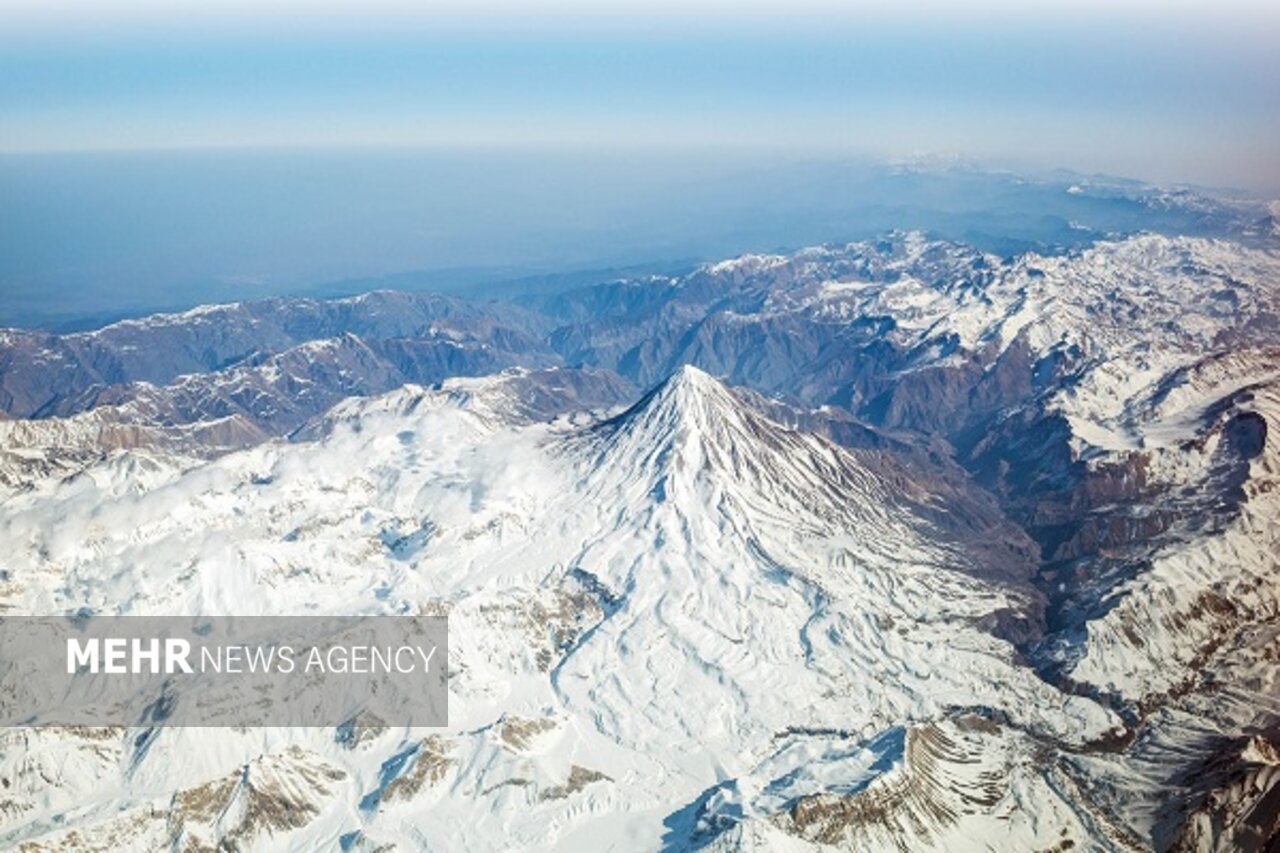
[579, 364, 893, 525]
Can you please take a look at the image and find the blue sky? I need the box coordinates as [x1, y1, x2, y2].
[2, 0, 1278, 188]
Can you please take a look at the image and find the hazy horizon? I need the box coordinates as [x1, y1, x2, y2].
[2, 0, 1278, 329]
[3, 148, 1272, 331]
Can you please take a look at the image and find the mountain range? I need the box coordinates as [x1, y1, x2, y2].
[0, 228, 1277, 851]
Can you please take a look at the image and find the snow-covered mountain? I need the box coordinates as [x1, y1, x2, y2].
[0, 366, 1125, 851]
[0, 231, 1277, 850]
[0, 291, 556, 420]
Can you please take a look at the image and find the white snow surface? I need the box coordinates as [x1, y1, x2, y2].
[2, 234, 1279, 850]
[0, 367, 1123, 851]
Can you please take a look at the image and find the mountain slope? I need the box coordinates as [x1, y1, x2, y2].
[0, 366, 633, 503]
[0, 368, 1124, 851]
